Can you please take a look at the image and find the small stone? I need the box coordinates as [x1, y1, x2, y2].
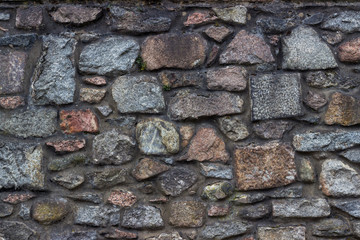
[99, 228, 137, 239]
[217, 116, 249, 141]
[132, 158, 170, 181]
[80, 88, 106, 103]
[331, 199, 360, 218]
[354, 221, 360, 238]
[213, 5, 247, 24]
[75, 205, 120, 227]
[220, 30, 274, 65]
[60, 109, 99, 134]
[0, 34, 37, 48]
[0, 203, 13, 217]
[205, 26, 233, 42]
[51, 171, 85, 189]
[208, 203, 230, 217]
[338, 37, 360, 62]
[46, 139, 85, 153]
[32, 198, 68, 225]
[229, 192, 266, 205]
[267, 185, 303, 198]
[258, 226, 306, 240]
[149, 196, 168, 204]
[202, 181, 234, 201]
[325, 92, 360, 126]
[207, 66, 247, 92]
[18, 204, 31, 220]
[105, 116, 136, 136]
[304, 13, 324, 25]
[200, 221, 251, 240]
[158, 167, 197, 196]
[322, 11, 360, 33]
[312, 218, 351, 237]
[0, 96, 25, 109]
[83, 76, 106, 86]
[2, 193, 34, 204]
[50, 6, 102, 25]
[207, 44, 220, 66]
[234, 142, 297, 190]
[88, 168, 127, 189]
[48, 153, 86, 171]
[306, 71, 338, 88]
[16, 7, 43, 29]
[51, 230, 97, 240]
[340, 148, 360, 163]
[169, 201, 206, 227]
[146, 232, 185, 240]
[322, 31, 344, 45]
[253, 120, 292, 139]
[141, 33, 207, 70]
[272, 198, 330, 218]
[257, 17, 293, 33]
[0, 221, 36, 240]
[107, 189, 137, 207]
[122, 205, 164, 229]
[184, 11, 217, 26]
[159, 71, 203, 89]
[97, 105, 113, 117]
[0, 13, 10, 21]
[304, 91, 327, 110]
[239, 203, 271, 219]
[67, 192, 102, 204]
[200, 163, 233, 180]
[0, 50, 26, 95]
[180, 125, 195, 148]
[299, 158, 315, 183]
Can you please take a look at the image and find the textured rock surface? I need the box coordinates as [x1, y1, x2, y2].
[205, 26, 233, 42]
[169, 201, 206, 227]
[239, 203, 271, 219]
[32, 198, 68, 225]
[75, 205, 120, 227]
[207, 204, 230, 217]
[200, 221, 251, 239]
[258, 226, 306, 240]
[299, 158, 315, 182]
[0, 50, 26, 95]
[207, 66, 247, 91]
[184, 11, 217, 26]
[200, 163, 233, 179]
[0, 203, 13, 217]
[340, 148, 360, 163]
[213, 5, 247, 24]
[107, 189, 137, 207]
[51, 171, 85, 189]
[331, 199, 360, 218]
[322, 11, 360, 33]
[122, 205, 164, 229]
[60, 109, 99, 134]
[0, 221, 36, 240]
[272, 198, 330, 217]
[83, 76, 106, 86]
[48, 153, 86, 171]
[0, 96, 25, 109]
[306, 71, 338, 88]
[312, 218, 351, 237]
[16, 7, 43, 29]
[158, 167, 197, 196]
[338, 37, 360, 62]
[253, 120, 292, 139]
[217, 116, 249, 141]
[304, 91, 327, 110]
[132, 158, 170, 181]
[50, 6, 102, 25]
[87, 168, 126, 189]
[79, 88, 106, 103]
[202, 181, 234, 200]
[159, 71, 202, 89]
[46, 139, 85, 153]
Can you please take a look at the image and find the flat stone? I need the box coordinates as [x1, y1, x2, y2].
[331, 199, 360, 218]
[282, 26, 337, 70]
[0, 221, 36, 240]
[312, 218, 351, 237]
[207, 44, 220, 66]
[354, 221, 360, 238]
[158, 167, 197, 196]
[169, 201, 206, 227]
[340, 148, 360, 163]
[132, 158, 170, 181]
[112, 75, 165, 114]
[250, 73, 302, 121]
[322, 31, 344, 45]
[51, 230, 97, 240]
[0, 96, 25, 109]
[19, 204, 31, 220]
[46, 139, 85, 153]
[122, 205, 164, 229]
[168, 90, 243, 120]
[80, 88, 106, 103]
[2, 193, 35, 204]
[234, 142, 297, 190]
[50, 6, 102, 25]
[239, 203, 271, 219]
[0, 50, 26, 95]
[83, 76, 106, 86]
[159, 71, 203, 89]
[200, 163, 233, 179]
[97, 105, 113, 117]
[87, 168, 127, 189]
[184, 11, 217, 26]
[205, 26, 233, 42]
[267, 185, 303, 198]
[306, 71, 338, 88]
[229, 192, 266, 205]
[220, 30, 274, 65]
[107, 189, 137, 207]
[299, 158, 316, 183]
[99, 229, 137, 239]
[0, 13, 10, 21]
[322, 11, 360, 33]
[0, 203, 13, 217]
[180, 125, 195, 148]
[208, 203, 230, 216]
[257, 17, 294, 33]
[217, 116, 249, 141]
[60, 109, 99, 134]
[0, 34, 37, 48]
[67, 192, 102, 204]
[258, 226, 306, 240]
[338, 37, 360, 62]
[202, 181, 234, 201]
[272, 198, 330, 217]
[146, 232, 184, 240]
[253, 120, 292, 139]
[48, 153, 86, 171]
[213, 5, 247, 24]
[207, 66, 247, 91]
[79, 36, 139, 76]
[200, 221, 251, 240]
[16, 7, 43, 29]
[325, 92, 360, 126]
[32, 198, 68, 225]
[141, 33, 207, 70]
[92, 129, 136, 165]
[51, 171, 85, 189]
[75, 205, 120, 227]
[304, 13, 324, 25]
[304, 91, 327, 110]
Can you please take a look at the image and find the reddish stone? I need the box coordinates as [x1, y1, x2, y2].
[184, 12, 217, 26]
[325, 92, 360, 126]
[0, 50, 26, 95]
[100, 229, 137, 239]
[180, 125, 195, 148]
[338, 38, 360, 62]
[207, 204, 230, 217]
[205, 25, 233, 42]
[132, 158, 170, 181]
[46, 139, 86, 153]
[207, 66, 247, 91]
[304, 90, 327, 110]
[2, 193, 35, 204]
[50, 6, 102, 25]
[83, 76, 107, 86]
[107, 189, 137, 207]
[16, 7, 43, 30]
[60, 109, 99, 134]
[0, 96, 25, 109]
[253, 120, 293, 140]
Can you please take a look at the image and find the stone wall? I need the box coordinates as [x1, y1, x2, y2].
[0, 1, 360, 240]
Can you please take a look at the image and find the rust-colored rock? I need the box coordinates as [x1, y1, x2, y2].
[234, 142, 297, 190]
[169, 201, 206, 227]
[50, 6, 102, 25]
[338, 37, 360, 62]
[180, 125, 195, 147]
[325, 92, 360, 126]
[0, 50, 26, 95]
[207, 204, 230, 216]
[132, 158, 170, 181]
[16, 7, 43, 29]
[304, 90, 327, 110]
[0, 96, 25, 109]
[2, 193, 35, 204]
[207, 66, 247, 91]
[60, 109, 99, 134]
[83, 76, 106, 86]
[46, 139, 86, 153]
[107, 189, 137, 207]
[205, 25, 233, 42]
[184, 11, 217, 26]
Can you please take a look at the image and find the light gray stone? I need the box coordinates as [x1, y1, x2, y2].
[213, 5, 247, 24]
[229, 192, 266, 205]
[0, 13, 10, 21]
[200, 163, 233, 179]
[0, 221, 36, 240]
[74, 205, 121, 227]
[121, 205, 164, 229]
[353, 221, 360, 238]
[51, 171, 85, 189]
[258, 226, 306, 240]
[158, 167, 197, 196]
[322, 11, 360, 33]
[96, 105, 112, 117]
[340, 148, 360, 163]
[272, 198, 330, 217]
[200, 221, 251, 240]
[312, 218, 351, 237]
[217, 116, 249, 141]
[19, 204, 31, 220]
[267, 185, 303, 198]
[331, 199, 360, 218]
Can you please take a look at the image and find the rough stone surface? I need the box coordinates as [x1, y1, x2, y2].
[267, 185, 303, 198]
[239, 203, 271, 219]
[257, 17, 293, 33]
[97, 105, 112, 117]
[48, 153, 86, 171]
[60, 109, 99, 134]
[304, 91, 327, 110]
[107, 189, 137, 207]
[51, 171, 85, 189]
[87, 168, 126, 189]
[213, 5, 247, 24]
[169, 201, 206, 227]
[180, 125, 195, 148]
[0, 221, 36, 240]
[0, 34, 37, 48]
[50, 6, 102, 25]
[299, 158, 315, 183]
[331, 199, 360, 218]
[322, 30, 344, 45]
[19, 204, 31, 220]
[159, 71, 202, 89]
[253, 120, 292, 139]
[200, 163, 233, 179]
[75, 205, 120, 227]
[207, 203, 230, 217]
[207, 44, 220, 66]
[67, 192, 102, 204]
[202, 181, 234, 200]
[258, 226, 306, 240]
[0, 96, 25, 109]
[0, 203, 13, 217]
[184, 11, 217, 26]
[132, 158, 170, 181]
[312, 218, 351, 237]
[2, 193, 35, 204]
[16, 7, 43, 29]
[83, 76, 106, 86]
[338, 37, 360, 62]
[146, 232, 184, 240]
[282, 26, 337, 70]
[80, 88, 106, 103]
[32, 198, 68, 225]
[306, 71, 338, 88]
[0, 13, 10, 21]
[205, 25, 233, 42]
[46, 139, 85, 153]
[229, 192, 266, 205]
[322, 11, 360, 33]
[272, 198, 330, 217]
[340, 148, 360, 163]
[0, 50, 26, 95]
[200, 221, 251, 240]
[99, 229, 137, 239]
[207, 66, 247, 91]
[234, 142, 297, 190]
[217, 116, 249, 141]
[158, 167, 197, 196]
[122, 205, 164, 229]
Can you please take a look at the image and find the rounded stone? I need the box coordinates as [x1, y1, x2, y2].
[32, 198, 68, 225]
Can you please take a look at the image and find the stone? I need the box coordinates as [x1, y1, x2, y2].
[99, 229, 137, 239]
[46, 139, 85, 153]
[208, 203, 230, 216]
[32, 35, 76, 105]
[158, 167, 197, 196]
[267, 185, 303, 198]
[181, 127, 229, 162]
[338, 38, 360, 62]
[304, 13, 324, 25]
[322, 31, 344, 45]
[97, 105, 113, 117]
[253, 120, 292, 139]
[83, 76, 106, 86]
[0, 221, 36, 240]
[136, 118, 179, 155]
[92, 129, 136, 165]
[19, 204, 31, 220]
[0, 203, 13, 217]
[109, 7, 171, 33]
[322, 11, 360, 33]
[2, 193, 35, 204]
[229, 192, 266, 205]
[258, 226, 306, 240]
[122, 205, 164, 229]
[0, 34, 37, 48]
[88, 168, 127, 189]
[141, 33, 207, 70]
[202, 181, 234, 201]
[0, 96, 25, 109]
[324, 92, 360, 126]
[132, 158, 170, 181]
[0, 142, 44, 190]
[79, 36, 139, 76]
[299, 158, 315, 182]
[60, 109, 99, 134]
[234, 142, 297, 190]
[207, 66, 247, 91]
[105, 116, 136, 136]
[107, 189, 137, 207]
[220, 30, 274, 65]
[320, 159, 360, 197]
[217, 116, 249, 141]
[250, 73, 302, 120]
[51, 171, 85, 189]
[331, 199, 360, 218]
[169, 201, 206, 227]
[50, 6, 102, 25]
[169, 90, 243, 120]
[112, 75, 165, 114]
[16, 7, 43, 29]
[200, 163, 233, 179]
[32, 198, 68, 225]
[159, 71, 203, 89]
[354, 221, 360, 238]
[146, 232, 185, 240]
[257, 17, 293, 33]
[306, 71, 338, 88]
[312, 218, 351, 237]
[67, 192, 102, 204]
[239, 203, 271, 219]
[0, 50, 26, 95]
[79, 88, 106, 103]
[51, 230, 98, 240]
[200, 221, 251, 240]
[272, 198, 330, 217]
[184, 11, 217, 26]
[213, 5, 247, 24]
[0, 13, 10, 21]
[207, 44, 220, 66]
[75, 205, 120, 227]
[304, 91, 327, 110]
[282, 26, 337, 70]
[180, 125, 195, 147]
[48, 153, 86, 171]
[205, 26, 233, 42]
[340, 148, 360, 163]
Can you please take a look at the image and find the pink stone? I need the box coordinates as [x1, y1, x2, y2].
[83, 76, 107, 86]
[338, 37, 360, 62]
[16, 7, 43, 30]
[184, 12, 218, 26]
[107, 189, 137, 207]
[50, 6, 102, 25]
[207, 66, 247, 91]
[46, 139, 86, 153]
[60, 109, 99, 134]
[0, 96, 25, 109]
[205, 25, 233, 42]
[207, 204, 230, 216]
[2, 193, 35, 204]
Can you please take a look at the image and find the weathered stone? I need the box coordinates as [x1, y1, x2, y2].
[200, 221, 251, 240]
[112, 75, 165, 114]
[122, 205, 164, 229]
[207, 66, 247, 91]
[340, 148, 360, 163]
[51, 171, 85, 189]
[304, 90, 327, 110]
[132, 158, 169, 181]
[105, 116, 136, 136]
[205, 26, 233, 42]
[32, 35, 76, 105]
[158, 167, 197, 196]
[312, 218, 351, 237]
[282, 26, 337, 70]
[16, 7, 43, 29]
[304, 13, 324, 25]
[331, 199, 360, 218]
[169, 201, 206, 227]
[239, 203, 271, 219]
[338, 38, 360, 62]
[267, 185, 303, 198]
[88, 168, 127, 189]
[0, 34, 37, 48]
[159, 71, 202, 89]
[99, 228, 137, 239]
[60, 109, 99, 134]
[46, 139, 85, 153]
[322, 11, 360, 33]
[0, 13, 10, 21]
[0, 50, 26, 95]
[2, 193, 35, 204]
[253, 120, 292, 139]
[272, 198, 330, 217]
[75, 205, 120, 227]
[257, 17, 293, 33]
[92, 129, 136, 165]
[299, 158, 315, 182]
[51, 230, 98, 240]
[0, 221, 36, 240]
[79, 37, 139, 76]
[79, 88, 106, 103]
[250, 73, 302, 120]
[220, 30, 274, 65]
[141, 33, 207, 70]
[213, 5, 247, 24]
[258, 226, 306, 240]
[207, 44, 220, 66]
[83, 76, 106, 86]
[107, 189, 137, 207]
[234, 142, 297, 190]
[324, 92, 360, 126]
[0, 96, 25, 109]
[229, 192, 266, 205]
[169, 90, 243, 120]
[306, 71, 338, 88]
[322, 30, 344, 45]
[200, 163, 233, 179]
[19, 204, 31, 220]
[208, 203, 230, 216]
[67, 192, 102, 204]
[218, 116, 249, 141]
[146, 232, 184, 240]
[202, 181, 234, 201]
[184, 11, 217, 26]
[32, 198, 68, 225]
[97, 105, 113, 117]
[50, 6, 102, 25]
[180, 125, 195, 148]
[0, 203, 13, 217]
[48, 153, 86, 171]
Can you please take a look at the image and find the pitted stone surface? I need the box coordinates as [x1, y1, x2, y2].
[0, 50, 26, 95]
[0, 221, 36, 240]
[50, 6, 102, 25]
[169, 201, 206, 227]
[158, 167, 197, 196]
[121, 205, 164, 229]
[258, 226, 306, 240]
[200, 221, 251, 240]
[272, 198, 331, 217]
[322, 11, 360, 33]
[75, 205, 120, 227]
[16, 7, 43, 29]
[207, 66, 247, 92]
[213, 5, 247, 24]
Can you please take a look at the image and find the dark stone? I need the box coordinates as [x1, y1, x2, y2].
[267, 185, 303, 198]
[0, 34, 37, 48]
[0, 203, 13, 217]
[67, 192, 102, 204]
[312, 218, 351, 237]
[253, 120, 292, 139]
[304, 13, 324, 25]
[239, 203, 271, 219]
[0, 221, 36, 240]
[159, 71, 203, 89]
[158, 167, 197, 196]
[16, 7, 43, 30]
[48, 153, 86, 171]
[200, 221, 251, 240]
[51, 171, 85, 189]
[87, 168, 127, 189]
[257, 17, 293, 33]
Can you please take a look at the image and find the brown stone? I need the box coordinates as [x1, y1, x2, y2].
[0, 96, 25, 109]
[169, 201, 206, 227]
[206, 44, 220, 66]
[207, 203, 230, 216]
[207, 66, 247, 91]
[0, 50, 26, 95]
[180, 125, 195, 147]
[234, 142, 297, 190]
[107, 189, 137, 207]
[132, 158, 170, 181]
[50, 6, 102, 25]
[205, 25, 233, 42]
[60, 109, 99, 134]
[141, 33, 207, 70]
[100, 228, 137, 239]
[220, 30, 275, 65]
[338, 37, 360, 62]
[253, 120, 293, 139]
[184, 11, 217, 26]
[16, 7, 43, 29]
[2, 193, 35, 204]
[46, 139, 86, 153]
[32, 198, 68, 225]
[324, 92, 360, 126]
[79, 88, 106, 103]
[83, 76, 107, 86]
[159, 71, 202, 89]
[304, 90, 327, 110]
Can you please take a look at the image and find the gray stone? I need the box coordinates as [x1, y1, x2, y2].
[213, 5, 247, 24]
[51, 171, 85, 189]
[340, 148, 360, 163]
[299, 158, 316, 183]
[322, 11, 360, 33]
[217, 116, 249, 141]
[0, 34, 37, 48]
[200, 163, 233, 179]
[250, 73, 302, 121]
[353, 221, 360, 238]
[51, 230, 98, 240]
[257, 17, 293, 33]
[79, 36, 139, 76]
[200, 221, 251, 240]
[0, 203, 13, 217]
[331, 199, 360, 218]
[0, 13, 10, 21]
[121, 205, 164, 229]
[258, 226, 306, 240]
[304, 13, 324, 25]
[202, 181, 234, 201]
[67, 192, 102, 204]
[112, 75, 165, 114]
[75, 205, 120, 227]
[158, 167, 197, 196]
[92, 129, 136, 165]
[0, 221, 36, 240]
[146, 232, 184, 240]
[229, 192, 266, 205]
[312, 218, 351, 237]
[32, 35, 76, 105]
[282, 26, 337, 70]
[305, 71, 338, 88]
[267, 185, 303, 198]
[96, 105, 112, 117]
[48, 153, 86, 171]
[239, 203, 271, 219]
[19, 204, 31, 220]
[253, 120, 293, 139]
[87, 168, 127, 189]
[272, 198, 330, 217]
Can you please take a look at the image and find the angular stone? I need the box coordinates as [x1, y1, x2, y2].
[16, 7, 43, 29]
[324, 92, 360, 126]
[184, 11, 217, 26]
[67, 192, 102, 204]
[250, 73, 302, 120]
[51, 230, 98, 240]
[234, 142, 297, 190]
[331, 199, 360, 218]
[97, 105, 113, 117]
[83, 76, 106, 86]
[207, 44, 220, 66]
[122, 205, 164, 229]
[92, 129, 136, 165]
[32, 198, 68, 225]
[2, 193, 35, 204]
[32, 36, 76, 105]
[213, 5, 247, 24]
[79, 37, 139, 76]
[48, 153, 86, 171]
[87, 168, 127, 189]
[0, 96, 25, 109]
[304, 91, 327, 110]
[200, 221, 251, 240]
[99, 228, 137, 239]
[200, 163, 233, 179]
[267, 185, 303, 198]
[132, 158, 169, 181]
[312, 218, 351, 237]
[202, 181, 234, 201]
[217, 116, 249, 141]
[282, 26, 337, 70]
[257, 17, 293, 33]
[141, 33, 207, 70]
[19, 204, 31, 220]
[253, 120, 292, 139]
[80, 88, 106, 103]
[159, 71, 202, 89]
[0, 34, 37, 48]
[51, 171, 85, 189]
[169, 90, 243, 120]
[75, 205, 120, 227]
[208, 203, 230, 217]
[0, 13, 10, 21]
[205, 26, 233, 42]
[112, 75, 165, 114]
[50, 6, 102, 25]
[207, 66, 247, 91]
[60, 109, 99, 134]
[304, 13, 324, 25]
[220, 30, 274, 65]
[107, 189, 137, 207]
[322, 11, 360, 33]
[272, 198, 330, 218]
[158, 167, 197, 196]
[180, 125, 195, 148]
[299, 158, 315, 183]
[0, 203, 13, 217]
[338, 38, 360, 62]
[239, 203, 271, 219]
[169, 201, 206, 227]
[354, 221, 360, 238]
[322, 30, 344, 45]
[340, 148, 360, 163]
[0, 221, 36, 240]
[146, 232, 184, 240]
[0, 50, 26, 95]
[306, 71, 338, 88]
[229, 192, 266, 205]
[258, 226, 306, 240]
[46, 139, 85, 153]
